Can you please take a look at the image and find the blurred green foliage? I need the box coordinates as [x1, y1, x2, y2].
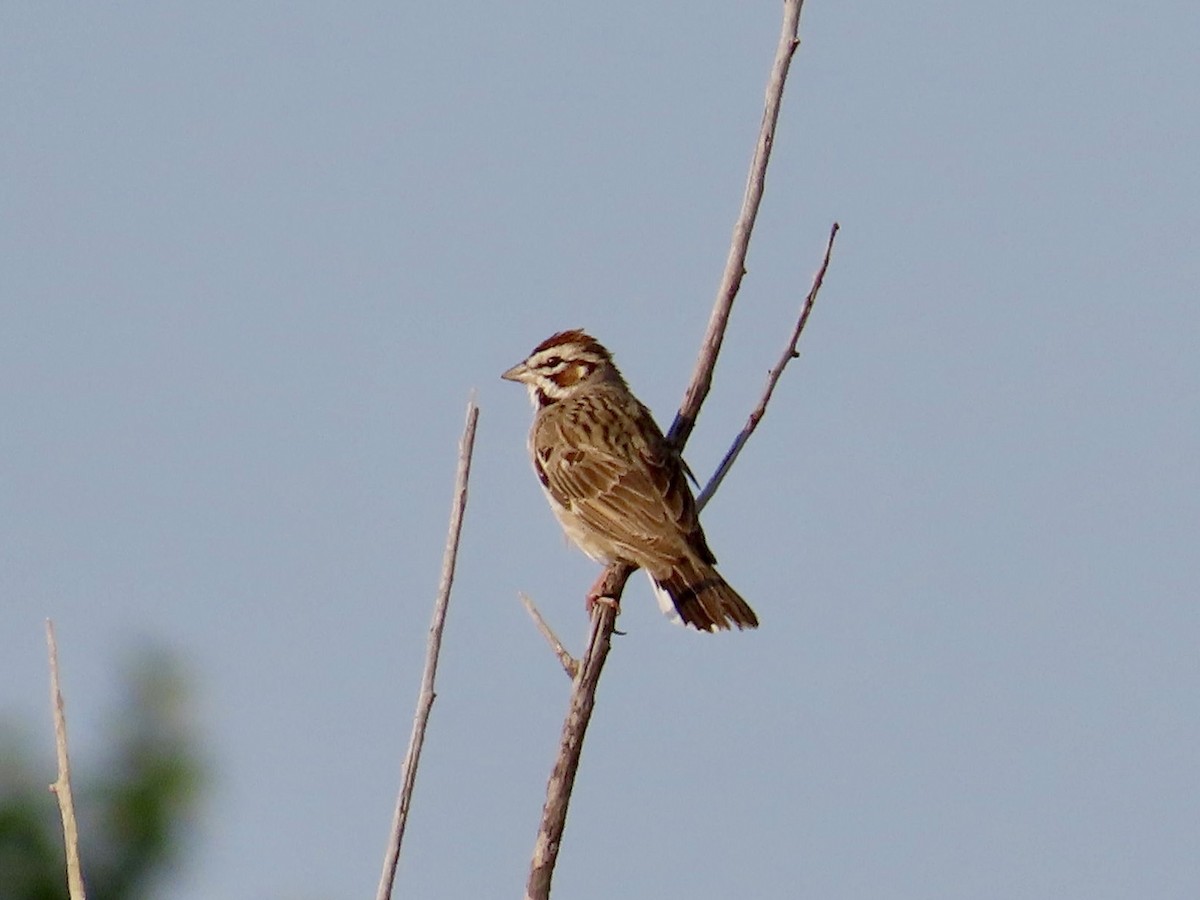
[0, 649, 205, 900]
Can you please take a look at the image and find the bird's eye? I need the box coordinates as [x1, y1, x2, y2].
[544, 356, 563, 368]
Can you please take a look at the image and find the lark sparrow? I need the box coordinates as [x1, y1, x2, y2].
[502, 329, 758, 632]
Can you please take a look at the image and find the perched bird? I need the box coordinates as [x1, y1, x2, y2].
[502, 329, 758, 632]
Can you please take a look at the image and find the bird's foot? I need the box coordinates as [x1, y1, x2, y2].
[585, 571, 621, 616]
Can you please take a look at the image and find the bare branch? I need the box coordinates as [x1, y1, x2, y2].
[525, 573, 628, 900]
[46, 619, 88, 900]
[697, 221, 839, 512]
[525, 3, 813, 897]
[376, 399, 480, 900]
[521, 593, 580, 679]
[667, 0, 808, 450]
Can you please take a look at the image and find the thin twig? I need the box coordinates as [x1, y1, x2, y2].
[521, 594, 579, 679]
[525, 4, 811, 897]
[697, 221, 839, 512]
[667, 0, 807, 450]
[46, 620, 88, 900]
[376, 399, 480, 900]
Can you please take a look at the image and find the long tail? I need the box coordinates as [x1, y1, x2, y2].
[652, 559, 759, 633]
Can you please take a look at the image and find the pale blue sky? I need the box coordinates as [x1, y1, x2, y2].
[2, 3, 1197, 898]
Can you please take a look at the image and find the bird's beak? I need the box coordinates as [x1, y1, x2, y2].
[501, 361, 530, 383]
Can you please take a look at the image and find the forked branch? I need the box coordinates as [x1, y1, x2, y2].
[524, 2, 816, 898]
[525, 592, 624, 899]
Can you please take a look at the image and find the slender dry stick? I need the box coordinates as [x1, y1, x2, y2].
[525, 5, 810, 898]
[376, 399, 480, 900]
[46, 620, 88, 900]
[697, 221, 839, 512]
[521, 594, 580, 679]
[667, 0, 807, 449]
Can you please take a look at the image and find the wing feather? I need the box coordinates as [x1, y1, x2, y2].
[534, 391, 707, 572]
